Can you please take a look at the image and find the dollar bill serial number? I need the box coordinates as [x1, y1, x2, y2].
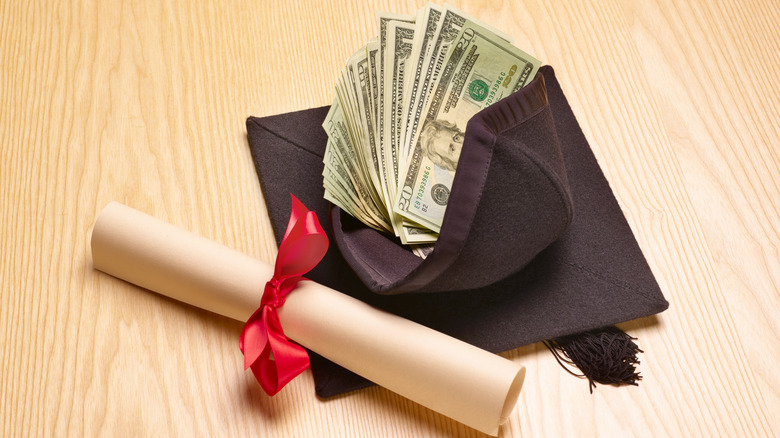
[415, 165, 431, 212]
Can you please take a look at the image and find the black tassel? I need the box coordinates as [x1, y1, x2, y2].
[543, 326, 643, 393]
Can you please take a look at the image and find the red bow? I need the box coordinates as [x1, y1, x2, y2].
[239, 195, 328, 395]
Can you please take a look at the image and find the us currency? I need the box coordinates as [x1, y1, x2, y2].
[322, 6, 541, 252]
[323, 139, 385, 230]
[377, 13, 415, 236]
[382, 21, 416, 231]
[323, 99, 391, 232]
[341, 53, 391, 221]
[334, 74, 365, 181]
[400, 222, 438, 244]
[339, 59, 372, 190]
[323, 145, 373, 226]
[365, 38, 393, 223]
[411, 243, 435, 259]
[365, 38, 380, 142]
[323, 164, 363, 225]
[349, 48, 383, 200]
[396, 4, 444, 244]
[382, 21, 440, 244]
[399, 3, 442, 170]
[394, 19, 541, 232]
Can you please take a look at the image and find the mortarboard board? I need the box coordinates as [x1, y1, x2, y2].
[246, 65, 669, 397]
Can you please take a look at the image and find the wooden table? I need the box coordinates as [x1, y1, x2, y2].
[2, 1, 778, 436]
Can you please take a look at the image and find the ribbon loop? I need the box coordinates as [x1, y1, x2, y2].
[239, 195, 328, 395]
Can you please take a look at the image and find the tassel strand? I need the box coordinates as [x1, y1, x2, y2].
[544, 326, 643, 393]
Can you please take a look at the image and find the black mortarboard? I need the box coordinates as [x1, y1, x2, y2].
[246, 66, 669, 397]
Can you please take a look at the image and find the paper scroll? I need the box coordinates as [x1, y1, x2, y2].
[90, 202, 525, 435]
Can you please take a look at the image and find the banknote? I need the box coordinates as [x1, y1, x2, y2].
[377, 13, 415, 236]
[394, 19, 540, 232]
[382, 21, 416, 204]
[400, 223, 438, 244]
[365, 38, 380, 143]
[340, 54, 389, 220]
[323, 100, 391, 231]
[339, 59, 372, 190]
[400, 3, 442, 169]
[411, 243, 435, 259]
[382, 20, 440, 244]
[323, 144, 369, 222]
[349, 48, 383, 197]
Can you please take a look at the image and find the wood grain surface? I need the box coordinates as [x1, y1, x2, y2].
[1, 0, 778, 436]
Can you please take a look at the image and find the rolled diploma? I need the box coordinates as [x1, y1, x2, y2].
[90, 202, 525, 435]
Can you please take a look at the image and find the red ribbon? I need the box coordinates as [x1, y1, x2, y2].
[239, 195, 328, 395]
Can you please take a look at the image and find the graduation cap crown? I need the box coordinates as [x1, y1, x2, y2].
[332, 70, 573, 294]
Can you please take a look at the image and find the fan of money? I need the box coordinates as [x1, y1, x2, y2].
[321, 5, 541, 257]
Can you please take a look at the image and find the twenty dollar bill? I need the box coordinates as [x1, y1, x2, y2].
[395, 20, 540, 232]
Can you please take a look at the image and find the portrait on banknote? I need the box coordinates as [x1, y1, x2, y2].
[418, 119, 465, 172]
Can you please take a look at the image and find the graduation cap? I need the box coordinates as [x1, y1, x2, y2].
[246, 66, 668, 397]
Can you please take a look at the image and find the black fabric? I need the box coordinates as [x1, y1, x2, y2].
[246, 66, 669, 398]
